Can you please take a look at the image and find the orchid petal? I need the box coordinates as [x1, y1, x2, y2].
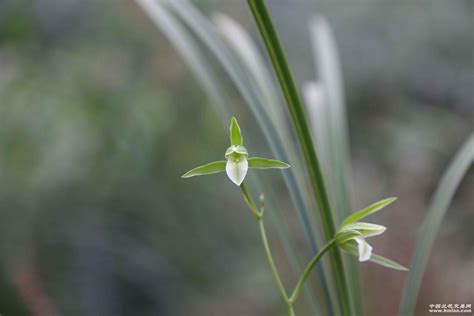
[226, 158, 248, 186]
[354, 237, 373, 262]
[340, 244, 408, 271]
[339, 222, 386, 238]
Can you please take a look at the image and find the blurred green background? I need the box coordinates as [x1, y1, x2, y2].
[0, 0, 472, 315]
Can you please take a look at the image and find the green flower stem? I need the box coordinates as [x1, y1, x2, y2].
[289, 239, 335, 304]
[240, 182, 263, 219]
[258, 218, 289, 304]
[241, 182, 336, 315]
[240, 182, 293, 314]
[288, 305, 295, 316]
[247, 1, 352, 314]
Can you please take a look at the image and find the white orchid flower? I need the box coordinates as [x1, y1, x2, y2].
[225, 145, 249, 185]
[182, 117, 290, 186]
[335, 198, 408, 270]
[336, 222, 386, 262]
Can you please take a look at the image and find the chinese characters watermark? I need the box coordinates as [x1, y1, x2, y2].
[428, 303, 472, 313]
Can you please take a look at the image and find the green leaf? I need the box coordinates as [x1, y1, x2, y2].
[248, 157, 290, 169]
[230, 117, 243, 146]
[340, 197, 397, 227]
[400, 134, 474, 316]
[182, 161, 226, 178]
[341, 244, 408, 271]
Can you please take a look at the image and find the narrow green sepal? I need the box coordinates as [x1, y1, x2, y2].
[341, 244, 408, 271]
[338, 222, 386, 238]
[230, 117, 243, 146]
[248, 157, 290, 169]
[340, 197, 397, 227]
[182, 161, 226, 178]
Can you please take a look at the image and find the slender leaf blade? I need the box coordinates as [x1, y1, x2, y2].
[248, 157, 290, 169]
[307, 15, 361, 314]
[182, 161, 226, 178]
[400, 134, 474, 315]
[340, 198, 397, 227]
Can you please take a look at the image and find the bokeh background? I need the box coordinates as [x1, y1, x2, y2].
[0, 0, 472, 315]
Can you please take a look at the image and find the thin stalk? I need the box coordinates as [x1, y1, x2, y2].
[241, 182, 337, 315]
[241, 182, 294, 315]
[288, 306, 295, 316]
[258, 218, 289, 303]
[247, 1, 352, 315]
[240, 182, 262, 219]
[290, 239, 335, 304]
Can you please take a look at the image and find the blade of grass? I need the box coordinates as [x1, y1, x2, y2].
[213, 13, 287, 134]
[399, 134, 474, 316]
[247, 1, 352, 315]
[307, 16, 362, 315]
[303, 82, 330, 190]
[309, 16, 352, 223]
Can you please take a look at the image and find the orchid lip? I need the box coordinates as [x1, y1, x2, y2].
[354, 237, 373, 262]
[225, 158, 248, 186]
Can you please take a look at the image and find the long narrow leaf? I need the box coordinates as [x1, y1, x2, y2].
[400, 134, 474, 316]
[306, 16, 363, 315]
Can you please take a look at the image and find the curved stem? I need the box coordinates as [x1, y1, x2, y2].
[258, 218, 289, 303]
[240, 182, 262, 219]
[240, 182, 293, 314]
[246, 1, 352, 314]
[289, 239, 335, 304]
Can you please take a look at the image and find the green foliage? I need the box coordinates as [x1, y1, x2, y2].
[400, 134, 474, 315]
